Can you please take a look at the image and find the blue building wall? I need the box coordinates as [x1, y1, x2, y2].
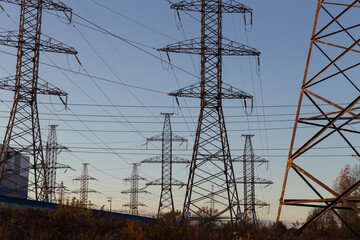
[0, 195, 151, 222]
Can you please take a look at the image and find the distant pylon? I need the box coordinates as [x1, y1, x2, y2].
[159, 0, 260, 223]
[44, 125, 72, 203]
[233, 135, 272, 223]
[141, 113, 189, 218]
[73, 163, 97, 206]
[121, 163, 147, 215]
[0, 0, 77, 201]
[210, 185, 215, 212]
[277, 1, 360, 236]
[57, 181, 69, 204]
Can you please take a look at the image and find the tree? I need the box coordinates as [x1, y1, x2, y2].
[332, 164, 360, 237]
[303, 208, 339, 239]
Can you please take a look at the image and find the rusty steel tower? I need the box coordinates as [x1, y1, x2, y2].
[159, 0, 260, 223]
[277, 0, 360, 235]
[122, 163, 148, 215]
[233, 135, 272, 224]
[44, 125, 72, 203]
[141, 113, 188, 218]
[73, 163, 97, 206]
[0, 0, 76, 201]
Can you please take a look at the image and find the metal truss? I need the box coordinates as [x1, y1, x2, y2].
[141, 113, 188, 218]
[159, 0, 260, 224]
[0, 0, 76, 201]
[277, 0, 360, 236]
[169, 82, 253, 100]
[44, 125, 72, 203]
[57, 181, 69, 204]
[159, 38, 259, 56]
[72, 163, 97, 206]
[233, 135, 272, 223]
[170, 0, 252, 13]
[121, 163, 148, 215]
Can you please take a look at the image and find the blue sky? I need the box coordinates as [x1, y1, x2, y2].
[0, 0, 358, 224]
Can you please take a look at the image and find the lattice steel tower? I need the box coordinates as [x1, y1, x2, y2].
[233, 135, 272, 224]
[73, 163, 97, 206]
[121, 163, 147, 215]
[277, 1, 360, 235]
[159, 0, 260, 223]
[141, 113, 188, 218]
[0, 0, 76, 201]
[44, 125, 71, 203]
[58, 181, 68, 204]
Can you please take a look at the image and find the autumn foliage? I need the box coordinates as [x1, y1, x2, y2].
[0, 164, 359, 240]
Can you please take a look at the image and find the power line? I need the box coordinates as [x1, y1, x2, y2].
[88, 0, 179, 42]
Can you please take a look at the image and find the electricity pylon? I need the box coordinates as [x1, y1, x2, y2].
[121, 163, 148, 215]
[277, 1, 360, 236]
[141, 113, 189, 218]
[159, 0, 260, 223]
[73, 163, 97, 206]
[0, 0, 77, 201]
[233, 135, 272, 224]
[44, 125, 72, 203]
[57, 181, 69, 204]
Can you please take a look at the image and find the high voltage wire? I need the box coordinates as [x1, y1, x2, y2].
[67, 150, 354, 158]
[0, 116, 296, 124]
[0, 48, 168, 94]
[57, 145, 360, 152]
[88, 0, 179, 42]
[0, 108, 332, 118]
[69, 12, 200, 80]
[0, 99, 345, 109]
[0, 125, 318, 134]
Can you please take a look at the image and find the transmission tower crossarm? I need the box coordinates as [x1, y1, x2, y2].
[158, 38, 260, 56]
[235, 176, 273, 185]
[232, 155, 269, 163]
[0, 76, 68, 97]
[146, 133, 162, 142]
[73, 177, 98, 182]
[0, 0, 72, 13]
[146, 134, 186, 145]
[146, 178, 185, 187]
[172, 156, 190, 164]
[123, 202, 147, 207]
[169, 82, 253, 100]
[141, 156, 162, 163]
[172, 134, 187, 143]
[170, 0, 252, 14]
[239, 199, 270, 207]
[123, 176, 146, 181]
[121, 189, 148, 194]
[172, 178, 186, 187]
[54, 163, 73, 170]
[146, 179, 162, 186]
[0, 31, 77, 54]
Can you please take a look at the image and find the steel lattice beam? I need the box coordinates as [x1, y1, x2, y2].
[159, 38, 259, 56]
[170, 0, 252, 13]
[277, 0, 360, 236]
